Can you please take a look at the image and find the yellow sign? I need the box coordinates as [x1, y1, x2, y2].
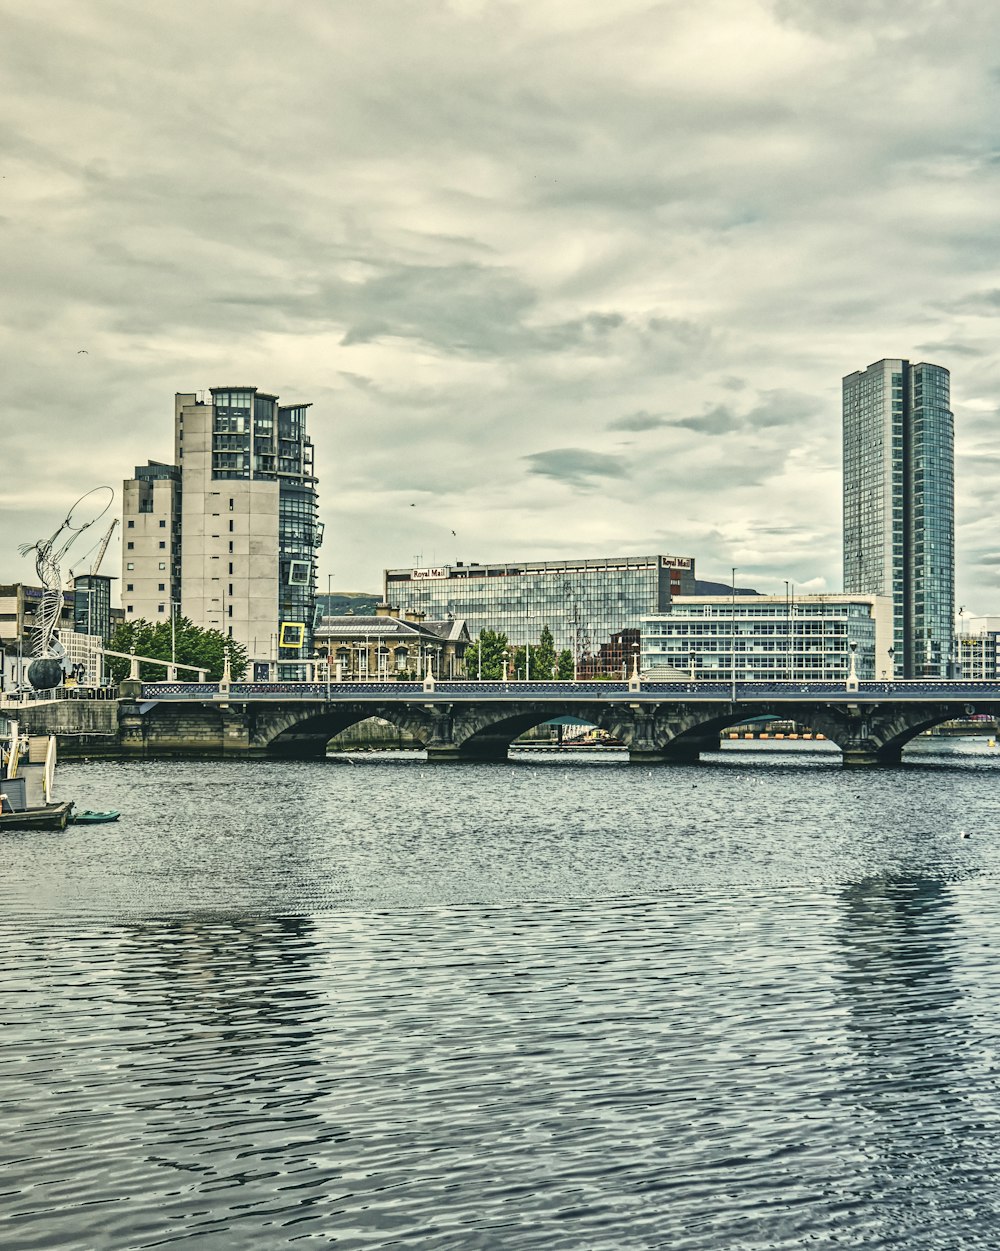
[279, 621, 306, 649]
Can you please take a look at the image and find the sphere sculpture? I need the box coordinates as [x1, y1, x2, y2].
[27, 658, 65, 690]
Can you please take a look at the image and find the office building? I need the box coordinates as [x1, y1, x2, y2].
[641, 594, 894, 682]
[843, 358, 954, 677]
[384, 554, 696, 673]
[123, 388, 322, 659]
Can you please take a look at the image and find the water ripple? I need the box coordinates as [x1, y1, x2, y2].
[3, 751, 1000, 1247]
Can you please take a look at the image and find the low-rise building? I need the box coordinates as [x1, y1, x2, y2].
[956, 616, 1000, 679]
[315, 604, 470, 679]
[641, 594, 894, 682]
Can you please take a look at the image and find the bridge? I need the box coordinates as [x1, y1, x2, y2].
[117, 677, 1000, 767]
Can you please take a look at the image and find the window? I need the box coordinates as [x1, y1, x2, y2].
[228, 541, 234, 553]
[127, 520, 134, 528]
[227, 605, 233, 618]
[158, 604, 165, 614]
[229, 498, 234, 511]
[158, 561, 166, 570]
[126, 562, 134, 570]
[127, 541, 134, 550]
[127, 605, 134, 613]
[158, 583, 165, 592]
[126, 583, 133, 591]
[158, 541, 166, 549]
[159, 519, 166, 528]
[229, 519, 234, 532]
[228, 583, 233, 596]
[228, 562, 233, 575]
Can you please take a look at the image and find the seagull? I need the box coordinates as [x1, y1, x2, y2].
[77, 349, 88, 354]
[451, 530, 456, 536]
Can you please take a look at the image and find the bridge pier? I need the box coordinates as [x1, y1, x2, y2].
[840, 742, 903, 768]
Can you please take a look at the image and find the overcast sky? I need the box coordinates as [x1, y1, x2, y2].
[3, 0, 1000, 606]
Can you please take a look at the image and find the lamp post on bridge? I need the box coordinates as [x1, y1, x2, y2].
[730, 567, 737, 703]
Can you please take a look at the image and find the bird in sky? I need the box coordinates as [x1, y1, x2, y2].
[77, 349, 88, 354]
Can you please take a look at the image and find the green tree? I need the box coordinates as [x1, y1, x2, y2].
[533, 625, 557, 679]
[106, 617, 248, 683]
[465, 628, 509, 679]
[556, 649, 574, 680]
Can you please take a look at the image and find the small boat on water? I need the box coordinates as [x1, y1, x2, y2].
[1, 718, 80, 832]
[70, 810, 120, 824]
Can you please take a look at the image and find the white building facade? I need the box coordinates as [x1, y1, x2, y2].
[641, 594, 894, 682]
[956, 615, 1000, 680]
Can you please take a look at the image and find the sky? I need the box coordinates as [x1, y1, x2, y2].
[3, 0, 1000, 607]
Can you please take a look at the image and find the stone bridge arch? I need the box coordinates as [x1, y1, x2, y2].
[799, 701, 988, 767]
[261, 703, 437, 757]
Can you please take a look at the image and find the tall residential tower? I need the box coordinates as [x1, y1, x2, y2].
[123, 387, 321, 660]
[843, 358, 954, 677]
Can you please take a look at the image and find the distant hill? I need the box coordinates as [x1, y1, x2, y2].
[317, 592, 380, 616]
[694, 580, 759, 596]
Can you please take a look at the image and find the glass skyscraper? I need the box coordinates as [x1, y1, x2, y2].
[843, 358, 954, 677]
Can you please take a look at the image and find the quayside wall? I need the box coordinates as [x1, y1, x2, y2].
[9, 701, 122, 758]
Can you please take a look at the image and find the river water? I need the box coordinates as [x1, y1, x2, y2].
[3, 741, 1000, 1249]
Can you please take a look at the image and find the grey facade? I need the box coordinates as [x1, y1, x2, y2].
[843, 358, 954, 678]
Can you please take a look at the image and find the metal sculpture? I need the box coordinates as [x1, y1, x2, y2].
[18, 487, 114, 684]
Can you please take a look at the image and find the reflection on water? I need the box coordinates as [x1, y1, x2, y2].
[3, 745, 1000, 1249]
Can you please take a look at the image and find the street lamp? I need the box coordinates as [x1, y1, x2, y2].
[784, 579, 793, 681]
[503, 648, 510, 682]
[731, 567, 737, 702]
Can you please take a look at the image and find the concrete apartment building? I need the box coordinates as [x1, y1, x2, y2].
[123, 388, 321, 659]
[122, 462, 181, 624]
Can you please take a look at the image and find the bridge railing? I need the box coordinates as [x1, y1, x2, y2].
[136, 677, 1000, 702]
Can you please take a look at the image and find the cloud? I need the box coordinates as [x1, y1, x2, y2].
[677, 390, 823, 436]
[607, 410, 667, 432]
[1, 0, 1000, 608]
[677, 404, 743, 435]
[523, 448, 629, 489]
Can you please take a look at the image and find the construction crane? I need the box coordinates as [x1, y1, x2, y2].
[68, 518, 119, 582]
